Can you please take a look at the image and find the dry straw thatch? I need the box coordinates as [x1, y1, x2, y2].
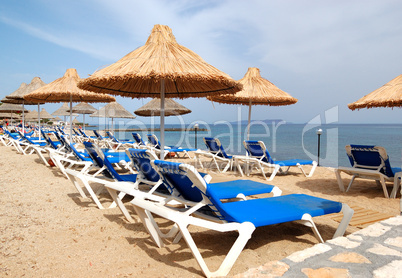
[348, 74, 402, 110]
[78, 24, 242, 98]
[5, 77, 46, 105]
[0, 102, 28, 113]
[25, 108, 53, 120]
[24, 69, 116, 103]
[52, 103, 78, 117]
[68, 102, 97, 114]
[134, 98, 191, 117]
[2, 83, 28, 104]
[208, 67, 297, 106]
[90, 102, 135, 119]
[0, 112, 21, 119]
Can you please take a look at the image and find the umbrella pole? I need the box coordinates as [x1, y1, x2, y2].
[111, 118, 114, 133]
[160, 79, 165, 160]
[247, 100, 252, 140]
[69, 95, 73, 142]
[22, 101, 25, 134]
[83, 114, 85, 131]
[38, 103, 41, 140]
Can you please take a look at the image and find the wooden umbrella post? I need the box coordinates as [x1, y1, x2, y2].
[160, 79, 165, 160]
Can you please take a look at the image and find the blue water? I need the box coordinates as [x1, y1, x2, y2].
[88, 123, 402, 168]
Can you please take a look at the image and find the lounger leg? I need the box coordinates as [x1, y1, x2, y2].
[298, 164, 307, 177]
[335, 169, 345, 192]
[268, 165, 280, 181]
[66, 172, 88, 199]
[105, 187, 135, 223]
[345, 175, 357, 192]
[176, 220, 255, 278]
[212, 157, 221, 172]
[298, 214, 324, 243]
[132, 205, 165, 248]
[222, 160, 231, 173]
[333, 204, 354, 238]
[236, 159, 245, 177]
[391, 173, 402, 198]
[34, 148, 50, 166]
[195, 154, 204, 169]
[79, 176, 106, 210]
[307, 161, 318, 177]
[379, 176, 389, 198]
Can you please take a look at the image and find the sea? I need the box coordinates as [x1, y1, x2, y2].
[87, 123, 402, 168]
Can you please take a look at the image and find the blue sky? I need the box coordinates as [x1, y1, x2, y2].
[1, 0, 401, 125]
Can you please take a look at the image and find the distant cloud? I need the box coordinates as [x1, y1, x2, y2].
[0, 14, 125, 61]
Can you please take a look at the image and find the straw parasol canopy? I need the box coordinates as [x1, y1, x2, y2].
[348, 74, 402, 110]
[134, 98, 191, 117]
[208, 67, 297, 139]
[24, 68, 115, 139]
[67, 102, 97, 130]
[91, 102, 135, 119]
[25, 108, 53, 120]
[0, 102, 28, 113]
[0, 112, 21, 119]
[54, 116, 62, 121]
[24, 69, 115, 103]
[52, 103, 77, 117]
[24, 110, 40, 121]
[38, 108, 54, 119]
[2, 83, 29, 104]
[72, 117, 80, 125]
[78, 24, 242, 158]
[208, 67, 297, 105]
[68, 102, 97, 114]
[5, 77, 46, 105]
[2, 77, 47, 133]
[78, 25, 242, 98]
[90, 102, 135, 132]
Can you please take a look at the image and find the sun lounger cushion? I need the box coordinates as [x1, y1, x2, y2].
[212, 194, 342, 227]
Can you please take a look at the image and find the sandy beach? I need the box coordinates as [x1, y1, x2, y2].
[0, 143, 400, 277]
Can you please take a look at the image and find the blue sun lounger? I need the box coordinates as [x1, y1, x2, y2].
[194, 137, 233, 172]
[62, 141, 135, 210]
[132, 133, 148, 148]
[234, 140, 317, 181]
[127, 160, 353, 277]
[147, 134, 196, 159]
[335, 145, 402, 198]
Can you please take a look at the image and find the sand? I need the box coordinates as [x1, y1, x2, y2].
[0, 144, 400, 277]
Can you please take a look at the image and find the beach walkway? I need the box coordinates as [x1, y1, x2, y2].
[235, 216, 402, 277]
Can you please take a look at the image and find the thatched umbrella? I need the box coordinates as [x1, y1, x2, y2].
[348, 75, 402, 110]
[0, 102, 28, 124]
[135, 98, 191, 134]
[38, 108, 54, 119]
[0, 112, 21, 120]
[54, 116, 62, 122]
[3, 77, 46, 132]
[90, 102, 135, 132]
[134, 98, 191, 117]
[72, 117, 80, 125]
[208, 67, 297, 139]
[52, 103, 78, 123]
[25, 108, 53, 121]
[78, 24, 242, 158]
[24, 68, 115, 140]
[67, 102, 97, 130]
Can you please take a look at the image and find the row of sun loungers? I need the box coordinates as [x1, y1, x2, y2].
[1, 126, 357, 277]
[1, 125, 401, 276]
